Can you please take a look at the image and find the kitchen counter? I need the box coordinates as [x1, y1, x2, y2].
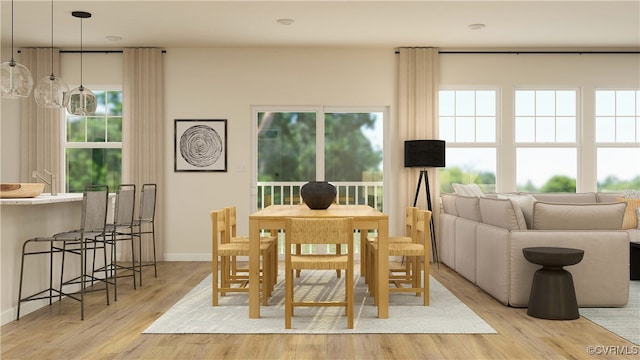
[0, 193, 83, 205]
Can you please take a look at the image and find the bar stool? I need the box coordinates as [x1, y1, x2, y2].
[132, 184, 157, 286]
[17, 185, 110, 320]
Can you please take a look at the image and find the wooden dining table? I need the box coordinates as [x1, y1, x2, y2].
[248, 204, 389, 319]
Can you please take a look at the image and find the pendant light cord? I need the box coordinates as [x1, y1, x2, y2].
[79, 16, 84, 89]
[50, 0, 54, 77]
[10, 0, 16, 64]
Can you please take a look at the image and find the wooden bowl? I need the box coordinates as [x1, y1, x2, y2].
[0, 183, 45, 198]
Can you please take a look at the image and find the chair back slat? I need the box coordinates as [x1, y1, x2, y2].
[286, 218, 353, 245]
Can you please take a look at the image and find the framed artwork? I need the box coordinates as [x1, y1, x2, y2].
[174, 119, 227, 172]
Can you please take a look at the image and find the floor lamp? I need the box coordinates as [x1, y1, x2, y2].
[404, 140, 446, 263]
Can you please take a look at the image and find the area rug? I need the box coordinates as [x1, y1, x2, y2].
[143, 271, 497, 334]
[580, 281, 640, 345]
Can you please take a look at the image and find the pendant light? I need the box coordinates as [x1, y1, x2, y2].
[66, 11, 96, 116]
[1, 0, 33, 99]
[34, 0, 69, 108]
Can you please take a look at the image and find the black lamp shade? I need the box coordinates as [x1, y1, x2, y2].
[404, 140, 446, 168]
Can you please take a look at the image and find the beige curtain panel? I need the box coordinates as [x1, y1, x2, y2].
[396, 47, 441, 253]
[123, 48, 165, 261]
[20, 48, 63, 193]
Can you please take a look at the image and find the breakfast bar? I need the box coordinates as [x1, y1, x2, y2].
[0, 194, 84, 324]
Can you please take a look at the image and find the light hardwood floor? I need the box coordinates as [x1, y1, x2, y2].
[1, 261, 636, 360]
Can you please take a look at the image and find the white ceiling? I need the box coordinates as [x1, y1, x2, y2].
[1, 0, 639, 51]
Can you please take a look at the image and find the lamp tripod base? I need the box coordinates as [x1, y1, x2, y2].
[413, 169, 439, 264]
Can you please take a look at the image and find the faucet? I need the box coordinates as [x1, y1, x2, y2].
[32, 169, 57, 196]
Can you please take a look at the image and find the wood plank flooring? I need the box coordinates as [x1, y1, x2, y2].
[1, 261, 637, 359]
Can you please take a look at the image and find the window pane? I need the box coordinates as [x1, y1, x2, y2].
[67, 116, 85, 142]
[257, 111, 316, 182]
[596, 90, 615, 116]
[456, 117, 475, 142]
[108, 117, 122, 142]
[439, 148, 496, 193]
[476, 91, 496, 116]
[516, 148, 577, 192]
[93, 91, 107, 116]
[65, 148, 122, 192]
[455, 91, 475, 116]
[596, 116, 616, 142]
[515, 117, 535, 142]
[439, 91, 455, 116]
[87, 117, 106, 142]
[107, 91, 123, 116]
[597, 148, 640, 191]
[515, 90, 535, 116]
[617, 117, 637, 142]
[324, 112, 383, 182]
[617, 90, 636, 116]
[439, 117, 455, 142]
[556, 91, 576, 116]
[536, 117, 555, 142]
[476, 117, 495, 142]
[535, 91, 555, 116]
[556, 117, 576, 142]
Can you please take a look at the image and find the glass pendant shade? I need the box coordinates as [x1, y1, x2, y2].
[0, 60, 33, 99]
[35, 0, 68, 108]
[34, 74, 69, 108]
[66, 85, 96, 115]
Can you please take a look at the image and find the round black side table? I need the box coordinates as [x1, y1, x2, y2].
[522, 247, 584, 320]
[631, 242, 640, 280]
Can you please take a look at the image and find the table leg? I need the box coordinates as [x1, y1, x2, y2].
[249, 219, 261, 318]
[377, 219, 389, 318]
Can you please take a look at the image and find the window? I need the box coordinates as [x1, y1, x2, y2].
[254, 107, 385, 210]
[439, 90, 497, 193]
[514, 90, 578, 192]
[595, 90, 640, 191]
[64, 90, 123, 192]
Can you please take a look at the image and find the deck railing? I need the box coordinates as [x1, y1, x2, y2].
[256, 181, 384, 211]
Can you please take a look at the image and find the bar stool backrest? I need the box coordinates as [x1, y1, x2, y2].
[139, 184, 157, 223]
[114, 184, 136, 227]
[83, 184, 109, 233]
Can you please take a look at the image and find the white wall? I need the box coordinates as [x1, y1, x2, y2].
[163, 48, 396, 260]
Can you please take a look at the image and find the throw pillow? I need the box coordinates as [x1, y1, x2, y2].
[452, 183, 474, 196]
[616, 197, 640, 230]
[498, 194, 536, 229]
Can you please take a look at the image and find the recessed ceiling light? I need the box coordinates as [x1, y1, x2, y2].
[277, 18, 294, 26]
[468, 23, 486, 30]
[106, 35, 123, 41]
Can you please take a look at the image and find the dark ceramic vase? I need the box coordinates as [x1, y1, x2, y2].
[300, 181, 336, 209]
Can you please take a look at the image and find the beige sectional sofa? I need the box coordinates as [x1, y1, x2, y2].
[439, 191, 637, 308]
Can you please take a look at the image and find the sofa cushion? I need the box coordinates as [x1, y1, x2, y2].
[497, 194, 536, 229]
[479, 197, 527, 230]
[532, 201, 627, 230]
[530, 192, 597, 203]
[441, 193, 458, 216]
[455, 195, 482, 221]
[598, 192, 624, 203]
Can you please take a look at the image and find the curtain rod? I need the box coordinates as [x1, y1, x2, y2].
[18, 50, 166, 54]
[395, 50, 640, 55]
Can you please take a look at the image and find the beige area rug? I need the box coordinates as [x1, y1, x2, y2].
[143, 270, 497, 334]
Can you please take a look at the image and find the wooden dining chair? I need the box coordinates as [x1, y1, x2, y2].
[368, 209, 431, 306]
[225, 206, 278, 290]
[364, 206, 417, 291]
[284, 217, 354, 329]
[210, 209, 274, 306]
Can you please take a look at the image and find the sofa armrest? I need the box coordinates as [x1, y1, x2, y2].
[509, 230, 630, 307]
